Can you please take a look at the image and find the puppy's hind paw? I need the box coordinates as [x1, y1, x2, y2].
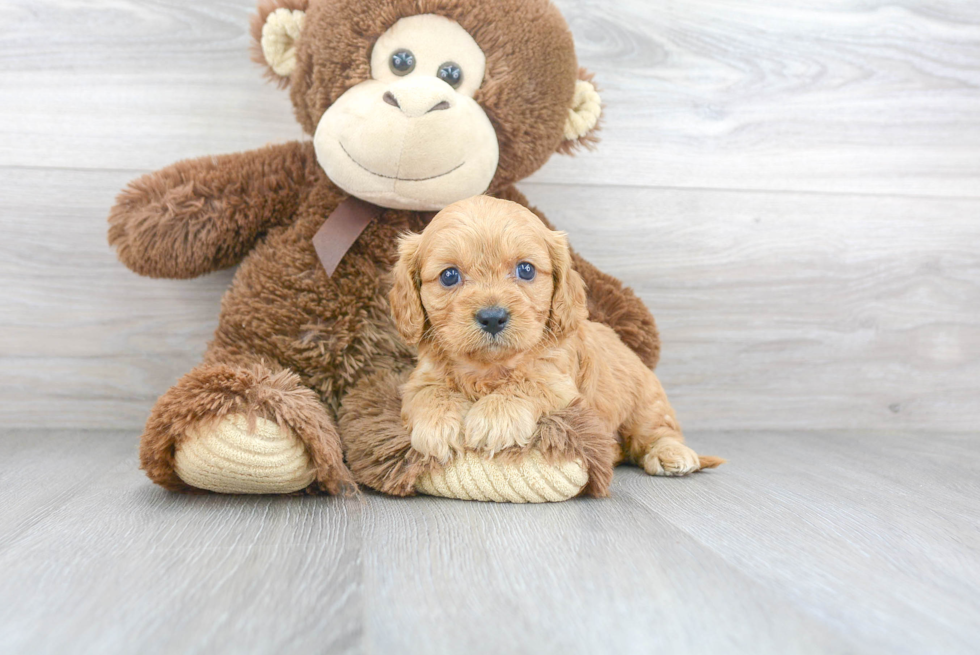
[642, 439, 705, 477]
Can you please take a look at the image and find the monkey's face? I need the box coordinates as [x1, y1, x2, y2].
[313, 15, 499, 211]
[254, 0, 604, 210]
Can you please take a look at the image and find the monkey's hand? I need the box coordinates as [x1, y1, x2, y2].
[108, 141, 319, 279]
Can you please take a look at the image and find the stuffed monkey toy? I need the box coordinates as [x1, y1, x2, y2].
[108, 0, 661, 502]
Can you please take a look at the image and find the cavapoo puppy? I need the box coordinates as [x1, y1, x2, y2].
[390, 196, 721, 477]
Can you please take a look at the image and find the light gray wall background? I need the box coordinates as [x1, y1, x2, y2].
[2, 0, 978, 434]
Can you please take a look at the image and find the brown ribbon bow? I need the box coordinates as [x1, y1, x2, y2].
[313, 197, 437, 277]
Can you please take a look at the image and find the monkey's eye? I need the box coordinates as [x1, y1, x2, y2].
[437, 62, 463, 89]
[440, 267, 461, 288]
[516, 262, 536, 281]
[390, 49, 416, 76]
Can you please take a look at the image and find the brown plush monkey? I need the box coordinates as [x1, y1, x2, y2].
[108, 0, 660, 500]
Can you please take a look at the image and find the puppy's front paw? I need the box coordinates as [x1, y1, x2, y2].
[642, 439, 701, 477]
[464, 395, 539, 455]
[409, 413, 465, 463]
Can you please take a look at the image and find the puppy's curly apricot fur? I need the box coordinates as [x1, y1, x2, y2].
[391, 197, 723, 473]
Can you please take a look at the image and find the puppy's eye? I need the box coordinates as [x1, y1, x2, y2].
[439, 267, 461, 288]
[437, 62, 463, 89]
[516, 262, 536, 281]
[390, 49, 416, 76]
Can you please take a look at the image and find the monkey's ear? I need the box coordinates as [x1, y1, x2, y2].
[389, 233, 427, 345]
[546, 231, 589, 338]
[559, 69, 603, 155]
[250, 0, 309, 84]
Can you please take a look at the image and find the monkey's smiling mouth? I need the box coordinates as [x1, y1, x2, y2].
[340, 142, 465, 182]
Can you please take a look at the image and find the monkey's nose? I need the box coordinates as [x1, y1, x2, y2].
[384, 91, 451, 114]
[475, 307, 510, 336]
[383, 77, 456, 118]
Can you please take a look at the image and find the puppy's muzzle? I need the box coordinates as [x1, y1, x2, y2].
[475, 306, 510, 336]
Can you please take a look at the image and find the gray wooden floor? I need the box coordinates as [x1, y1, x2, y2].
[2, 430, 978, 654]
[2, 0, 980, 653]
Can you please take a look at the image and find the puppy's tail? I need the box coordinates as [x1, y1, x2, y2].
[698, 455, 726, 470]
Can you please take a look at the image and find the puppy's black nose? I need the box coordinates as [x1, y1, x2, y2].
[475, 306, 510, 336]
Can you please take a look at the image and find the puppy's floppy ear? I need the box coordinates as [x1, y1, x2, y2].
[547, 230, 588, 337]
[389, 233, 426, 344]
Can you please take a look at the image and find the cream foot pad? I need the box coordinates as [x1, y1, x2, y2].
[416, 450, 588, 503]
[173, 414, 316, 494]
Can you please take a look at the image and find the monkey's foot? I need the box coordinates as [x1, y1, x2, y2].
[416, 450, 588, 503]
[173, 414, 316, 494]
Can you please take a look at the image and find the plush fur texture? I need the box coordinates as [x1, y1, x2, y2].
[140, 362, 354, 494]
[109, 0, 663, 495]
[108, 141, 320, 280]
[339, 371, 617, 497]
[337, 369, 430, 496]
[391, 197, 722, 477]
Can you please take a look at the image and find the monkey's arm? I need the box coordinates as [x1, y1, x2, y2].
[108, 141, 320, 279]
[497, 187, 661, 370]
